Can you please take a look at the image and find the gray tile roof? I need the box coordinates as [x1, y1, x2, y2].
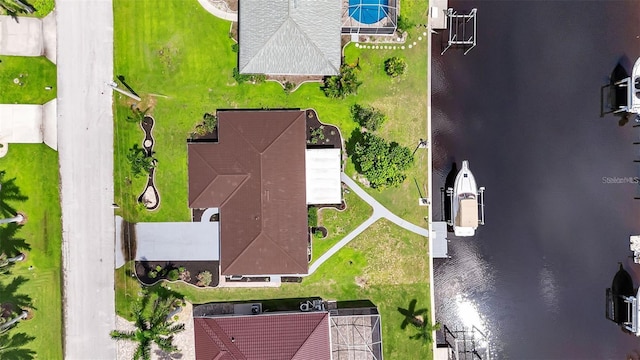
[239, 0, 341, 76]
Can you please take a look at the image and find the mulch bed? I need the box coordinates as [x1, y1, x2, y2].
[311, 226, 328, 238]
[134, 260, 220, 288]
[188, 128, 218, 143]
[266, 74, 323, 89]
[229, 22, 238, 42]
[305, 109, 342, 149]
[317, 200, 347, 211]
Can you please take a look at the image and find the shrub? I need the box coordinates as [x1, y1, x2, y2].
[126, 106, 149, 123]
[384, 57, 407, 77]
[167, 269, 180, 281]
[155, 265, 162, 272]
[284, 81, 295, 94]
[309, 126, 325, 144]
[203, 113, 217, 132]
[126, 144, 157, 178]
[308, 207, 318, 227]
[196, 271, 212, 287]
[148, 270, 157, 279]
[351, 104, 386, 131]
[179, 270, 191, 282]
[397, 15, 415, 33]
[178, 266, 186, 273]
[231, 43, 239, 53]
[322, 64, 362, 99]
[232, 68, 266, 84]
[232, 67, 251, 83]
[352, 132, 414, 188]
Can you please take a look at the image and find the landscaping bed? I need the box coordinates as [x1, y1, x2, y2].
[134, 260, 220, 287]
[305, 109, 342, 149]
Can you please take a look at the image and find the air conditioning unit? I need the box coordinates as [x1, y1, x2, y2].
[251, 304, 261, 314]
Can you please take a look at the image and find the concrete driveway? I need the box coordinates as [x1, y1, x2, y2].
[0, 13, 56, 63]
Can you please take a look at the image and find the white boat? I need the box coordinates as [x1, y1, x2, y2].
[448, 160, 484, 237]
[614, 56, 640, 115]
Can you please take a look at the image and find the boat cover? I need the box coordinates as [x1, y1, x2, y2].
[456, 198, 478, 228]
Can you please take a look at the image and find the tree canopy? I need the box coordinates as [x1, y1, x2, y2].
[352, 133, 414, 188]
[384, 57, 407, 78]
[110, 291, 184, 360]
[322, 64, 362, 99]
[351, 104, 386, 132]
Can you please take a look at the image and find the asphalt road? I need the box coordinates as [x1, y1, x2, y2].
[57, 0, 115, 358]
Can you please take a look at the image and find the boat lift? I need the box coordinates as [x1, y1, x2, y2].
[613, 57, 640, 115]
[436, 324, 491, 360]
[606, 286, 640, 336]
[441, 8, 478, 55]
[445, 186, 485, 228]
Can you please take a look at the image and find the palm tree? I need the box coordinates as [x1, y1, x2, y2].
[110, 291, 184, 360]
[398, 299, 428, 330]
[0, 276, 32, 334]
[0, 213, 24, 226]
[0, 172, 28, 218]
[0, 276, 32, 313]
[0, 253, 25, 276]
[0, 332, 36, 360]
[0, 310, 27, 333]
[0, 223, 30, 258]
[0, 0, 34, 23]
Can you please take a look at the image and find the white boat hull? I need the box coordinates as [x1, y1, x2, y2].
[452, 160, 478, 237]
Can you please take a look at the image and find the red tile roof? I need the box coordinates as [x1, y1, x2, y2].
[194, 312, 331, 360]
[188, 110, 308, 275]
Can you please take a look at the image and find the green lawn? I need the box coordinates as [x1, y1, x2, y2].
[0, 56, 57, 104]
[312, 189, 373, 263]
[0, 144, 62, 359]
[116, 219, 432, 359]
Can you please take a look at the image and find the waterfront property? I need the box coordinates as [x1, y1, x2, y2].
[113, 0, 431, 357]
[116, 109, 344, 284]
[193, 299, 383, 360]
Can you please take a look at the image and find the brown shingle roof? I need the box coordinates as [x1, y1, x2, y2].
[194, 312, 331, 360]
[188, 110, 308, 275]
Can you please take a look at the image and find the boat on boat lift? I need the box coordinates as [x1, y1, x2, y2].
[613, 56, 640, 115]
[447, 160, 485, 237]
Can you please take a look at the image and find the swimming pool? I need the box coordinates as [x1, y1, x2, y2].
[348, 0, 386, 25]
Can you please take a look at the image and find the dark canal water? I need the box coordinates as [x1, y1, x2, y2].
[431, 1, 640, 358]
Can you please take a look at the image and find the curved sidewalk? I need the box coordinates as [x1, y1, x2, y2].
[196, 0, 237, 22]
[308, 173, 429, 274]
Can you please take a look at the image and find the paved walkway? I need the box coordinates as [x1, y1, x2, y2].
[308, 173, 428, 274]
[197, 0, 237, 22]
[57, 0, 115, 358]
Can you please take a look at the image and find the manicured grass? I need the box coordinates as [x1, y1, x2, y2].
[113, 0, 428, 226]
[0, 144, 62, 359]
[0, 56, 57, 104]
[312, 188, 373, 263]
[116, 219, 432, 359]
